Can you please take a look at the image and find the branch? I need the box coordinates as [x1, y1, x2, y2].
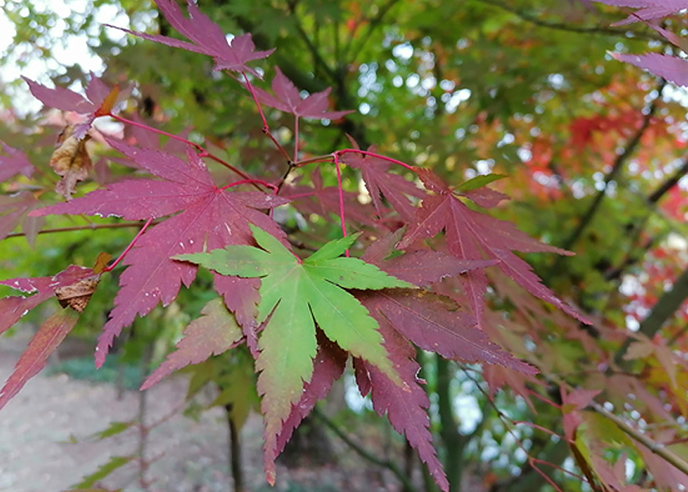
[436, 357, 464, 489]
[648, 156, 688, 204]
[4, 220, 162, 240]
[346, 0, 402, 62]
[614, 264, 688, 363]
[557, 78, 666, 254]
[478, 0, 664, 42]
[289, 5, 337, 81]
[312, 407, 418, 492]
[547, 374, 688, 478]
[588, 399, 688, 476]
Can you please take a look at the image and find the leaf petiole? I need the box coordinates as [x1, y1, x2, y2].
[103, 218, 153, 273]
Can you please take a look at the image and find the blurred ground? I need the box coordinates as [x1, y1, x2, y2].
[0, 332, 400, 492]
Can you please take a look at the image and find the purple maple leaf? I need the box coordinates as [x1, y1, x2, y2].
[252, 67, 353, 120]
[340, 139, 426, 221]
[356, 321, 449, 492]
[0, 142, 34, 183]
[398, 169, 588, 325]
[30, 139, 289, 367]
[614, 52, 688, 87]
[23, 74, 123, 139]
[0, 192, 43, 244]
[0, 264, 95, 409]
[593, 0, 688, 24]
[109, 0, 273, 77]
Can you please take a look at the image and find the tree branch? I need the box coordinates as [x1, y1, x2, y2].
[436, 357, 463, 491]
[648, 156, 688, 205]
[313, 407, 418, 492]
[4, 220, 161, 240]
[346, 0, 402, 62]
[557, 79, 666, 254]
[615, 264, 688, 363]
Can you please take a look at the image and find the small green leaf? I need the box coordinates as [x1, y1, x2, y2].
[90, 420, 136, 441]
[70, 455, 134, 488]
[456, 174, 506, 192]
[307, 233, 360, 262]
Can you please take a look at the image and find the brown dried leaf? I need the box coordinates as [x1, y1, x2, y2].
[55, 274, 101, 313]
[93, 252, 112, 274]
[50, 125, 92, 200]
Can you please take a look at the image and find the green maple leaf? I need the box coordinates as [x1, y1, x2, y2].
[176, 224, 414, 479]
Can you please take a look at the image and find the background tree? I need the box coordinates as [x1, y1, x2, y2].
[2, 1, 688, 491]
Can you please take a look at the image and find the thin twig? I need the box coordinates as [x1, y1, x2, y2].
[312, 408, 418, 492]
[547, 374, 688, 477]
[346, 0, 402, 62]
[109, 113, 259, 186]
[240, 71, 293, 164]
[104, 218, 153, 273]
[4, 220, 162, 240]
[556, 78, 666, 255]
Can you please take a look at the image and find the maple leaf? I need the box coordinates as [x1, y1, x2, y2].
[398, 169, 588, 324]
[0, 310, 79, 411]
[281, 167, 380, 227]
[0, 265, 95, 336]
[30, 139, 289, 367]
[593, 0, 688, 25]
[340, 139, 426, 221]
[0, 142, 34, 183]
[0, 265, 97, 410]
[141, 297, 243, 390]
[360, 228, 498, 286]
[176, 224, 414, 483]
[274, 331, 348, 457]
[355, 319, 449, 492]
[359, 290, 536, 373]
[0, 192, 43, 245]
[612, 53, 688, 88]
[109, 0, 273, 77]
[23, 74, 122, 139]
[252, 67, 353, 120]
[358, 232, 535, 373]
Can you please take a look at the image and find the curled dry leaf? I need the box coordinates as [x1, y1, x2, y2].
[50, 125, 92, 200]
[55, 274, 101, 313]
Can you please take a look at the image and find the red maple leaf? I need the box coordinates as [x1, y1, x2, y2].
[274, 331, 348, 457]
[0, 192, 43, 244]
[398, 169, 588, 324]
[593, 0, 688, 25]
[109, 0, 273, 77]
[252, 67, 353, 120]
[23, 73, 123, 139]
[30, 139, 289, 366]
[0, 142, 34, 183]
[340, 138, 426, 221]
[0, 265, 96, 410]
[613, 53, 688, 88]
[355, 321, 450, 492]
[282, 167, 380, 228]
[141, 298, 244, 390]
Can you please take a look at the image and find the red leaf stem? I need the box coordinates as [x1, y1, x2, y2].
[332, 153, 349, 256]
[241, 71, 292, 163]
[294, 154, 335, 168]
[104, 218, 154, 273]
[221, 179, 278, 194]
[335, 149, 417, 173]
[109, 113, 257, 185]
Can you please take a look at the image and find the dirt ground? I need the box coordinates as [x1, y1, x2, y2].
[0, 333, 401, 492]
